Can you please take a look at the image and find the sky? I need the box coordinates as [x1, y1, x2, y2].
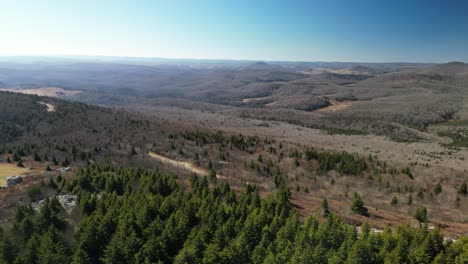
[0, 0, 467, 63]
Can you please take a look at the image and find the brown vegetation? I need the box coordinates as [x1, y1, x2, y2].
[1, 61, 468, 237]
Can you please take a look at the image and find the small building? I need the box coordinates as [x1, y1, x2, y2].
[6, 176, 23, 188]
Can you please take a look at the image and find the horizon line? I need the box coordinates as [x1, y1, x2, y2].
[0, 53, 460, 65]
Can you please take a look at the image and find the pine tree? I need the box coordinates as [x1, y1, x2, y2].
[61, 157, 69, 167]
[15, 234, 40, 264]
[434, 183, 442, 195]
[321, 198, 330, 217]
[37, 228, 71, 264]
[458, 182, 467, 196]
[0, 233, 17, 263]
[33, 151, 42, 162]
[417, 190, 424, 200]
[408, 193, 413, 205]
[129, 147, 137, 156]
[12, 152, 20, 162]
[414, 207, 428, 224]
[294, 158, 300, 167]
[455, 196, 461, 208]
[350, 192, 368, 216]
[0, 164, 465, 263]
[346, 240, 372, 264]
[210, 168, 217, 181]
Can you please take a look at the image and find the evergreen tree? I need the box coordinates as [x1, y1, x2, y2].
[129, 147, 137, 156]
[414, 207, 428, 224]
[458, 182, 467, 196]
[351, 192, 368, 216]
[62, 157, 70, 167]
[210, 168, 217, 181]
[17, 160, 24, 167]
[52, 156, 58, 165]
[36, 228, 71, 264]
[321, 198, 330, 217]
[33, 151, 42, 162]
[0, 164, 465, 263]
[12, 152, 20, 162]
[434, 183, 442, 195]
[408, 193, 413, 205]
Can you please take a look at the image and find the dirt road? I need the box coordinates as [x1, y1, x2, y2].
[148, 151, 227, 179]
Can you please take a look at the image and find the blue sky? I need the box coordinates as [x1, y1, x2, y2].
[0, 0, 467, 62]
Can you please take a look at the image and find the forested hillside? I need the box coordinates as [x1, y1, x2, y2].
[0, 92, 56, 143]
[0, 91, 170, 167]
[1, 164, 467, 264]
[0, 91, 150, 144]
[1, 91, 468, 264]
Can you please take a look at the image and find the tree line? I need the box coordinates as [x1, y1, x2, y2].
[0, 164, 466, 263]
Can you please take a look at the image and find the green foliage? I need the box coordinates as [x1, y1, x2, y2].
[62, 157, 70, 167]
[0, 164, 466, 263]
[438, 129, 468, 148]
[402, 167, 413, 179]
[321, 198, 330, 217]
[209, 168, 217, 181]
[12, 152, 21, 162]
[458, 182, 467, 196]
[37, 227, 71, 264]
[322, 127, 367, 136]
[418, 190, 425, 200]
[129, 146, 137, 156]
[351, 192, 369, 216]
[0, 92, 54, 143]
[181, 131, 263, 152]
[33, 151, 42, 162]
[415, 207, 428, 223]
[408, 193, 413, 205]
[27, 185, 42, 202]
[434, 183, 442, 195]
[305, 149, 367, 175]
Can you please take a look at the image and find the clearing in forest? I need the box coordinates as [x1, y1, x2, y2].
[0, 164, 29, 186]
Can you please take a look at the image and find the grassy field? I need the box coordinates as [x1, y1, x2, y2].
[437, 119, 468, 126]
[0, 164, 29, 186]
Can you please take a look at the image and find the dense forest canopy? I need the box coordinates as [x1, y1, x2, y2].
[0, 164, 467, 264]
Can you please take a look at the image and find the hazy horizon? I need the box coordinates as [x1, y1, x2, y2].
[1, 0, 467, 63]
[0, 54, 463, 65]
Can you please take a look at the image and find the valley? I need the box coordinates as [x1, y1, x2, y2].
[0, 60, 467, 232]
[2, 1, 468, 262]
[0, 58, 467, 263]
